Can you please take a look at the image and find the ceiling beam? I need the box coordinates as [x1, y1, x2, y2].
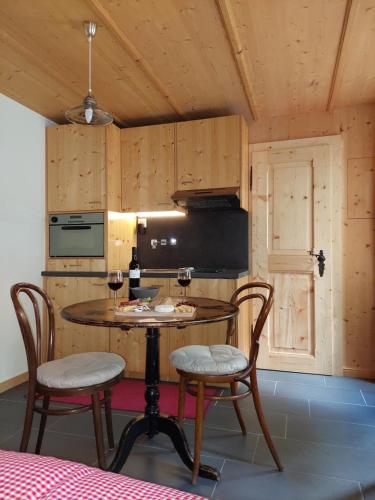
[215, 0, 258, 120]
[326, 0, 354, 111]
[85, 0, 185, 118]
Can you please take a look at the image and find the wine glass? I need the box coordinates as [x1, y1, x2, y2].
[108, 270, 123, 307]
[177, 268, 191, 297]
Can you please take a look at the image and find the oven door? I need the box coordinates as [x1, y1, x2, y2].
[49, 223, 104, 257]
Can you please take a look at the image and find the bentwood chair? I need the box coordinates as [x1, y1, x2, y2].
[170, 282, 283, 484]
[10, 282, 125, 469]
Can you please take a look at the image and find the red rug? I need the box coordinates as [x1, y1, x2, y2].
[50, 379, 218, 419]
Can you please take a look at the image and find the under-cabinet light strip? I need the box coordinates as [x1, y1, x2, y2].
[108, 211, 185, 220]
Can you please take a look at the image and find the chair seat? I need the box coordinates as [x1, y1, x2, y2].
[37, 352, 125, 389]
[170, 344, 248, 375]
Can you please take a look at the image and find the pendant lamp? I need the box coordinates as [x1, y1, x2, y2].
[65, 22, 113, 126]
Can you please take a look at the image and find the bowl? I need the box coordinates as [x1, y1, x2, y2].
[129, 286, 160, 300]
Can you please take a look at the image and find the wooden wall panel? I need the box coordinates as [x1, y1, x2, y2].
[249, 103, 375, 377]
[347, 158, 375, 218]
[343, 219, 375, 373]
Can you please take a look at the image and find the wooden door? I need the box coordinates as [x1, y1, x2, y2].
[176, 115, 242, 190]
[121, 124, 175, 212]
[252, 138, 341, 375]
[45, 277, 109, 359]
[47, 125, 107, 212]
[109, 278, 171, 380]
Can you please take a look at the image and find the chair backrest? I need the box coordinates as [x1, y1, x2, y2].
[10, 283, 55, 385]
[227, 282, 274, 371]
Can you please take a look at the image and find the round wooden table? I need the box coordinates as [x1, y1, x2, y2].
[61, 296, 238, 481]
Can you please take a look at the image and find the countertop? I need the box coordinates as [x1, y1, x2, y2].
[41, 268, 249, 280]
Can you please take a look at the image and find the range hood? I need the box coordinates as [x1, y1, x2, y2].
[172, 187, 242, 211]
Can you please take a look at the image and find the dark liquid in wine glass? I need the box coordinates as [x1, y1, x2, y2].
[178, 278, 191, 287]
[108, 282, 123, 291]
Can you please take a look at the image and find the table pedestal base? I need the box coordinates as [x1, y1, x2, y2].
[108, 414, 219, 480]
[107, 327, 219, 481]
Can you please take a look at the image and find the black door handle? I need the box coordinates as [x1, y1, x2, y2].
[310, 249, 326, 277]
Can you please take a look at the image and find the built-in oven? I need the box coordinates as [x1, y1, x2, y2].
[49, 213, 104, 257]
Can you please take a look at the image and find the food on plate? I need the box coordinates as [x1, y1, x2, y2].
[155, 304, 175, 313]
[117, 305, 136, 312]
[174, 303, 196, 313]
[119, 299, 139, 306]
[175, 301, 198, 308]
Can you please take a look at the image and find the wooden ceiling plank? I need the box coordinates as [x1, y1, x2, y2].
[215, 0, 258, 120]
[326, 0, 354, 111]
[85, 0, 185, 117]
[327, 0, 375, 109]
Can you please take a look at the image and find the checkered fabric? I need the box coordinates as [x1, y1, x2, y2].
[0, 450, 206, 500]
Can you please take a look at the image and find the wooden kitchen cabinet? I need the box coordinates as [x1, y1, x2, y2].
[121, 124, 176, 212]
[44, 274, 249, 382]
[45, 277, 110, 359]
[47, 124, 121, 212]
[46, 258, 106, 273]
[176, 115, 249, 209]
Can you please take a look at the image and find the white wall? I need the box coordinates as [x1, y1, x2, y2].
[0, 93, 53, 384]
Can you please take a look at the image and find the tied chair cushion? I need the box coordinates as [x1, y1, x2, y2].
[37, 352, 125, 389]
[170, 344, 248, 375]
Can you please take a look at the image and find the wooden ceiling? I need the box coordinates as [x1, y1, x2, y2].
[0, 0, 374, 127]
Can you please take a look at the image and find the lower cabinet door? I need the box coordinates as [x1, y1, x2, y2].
[109, 278, 171, 380]
[168, 279, 236, 381]
[45, 277, 110, 359]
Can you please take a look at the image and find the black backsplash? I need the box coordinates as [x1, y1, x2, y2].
[137, 210, 248, 269]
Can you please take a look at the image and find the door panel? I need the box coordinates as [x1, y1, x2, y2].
[272, 162, 313, 251]
[271, 273, 314, 354]
[252, 141, 335, 374]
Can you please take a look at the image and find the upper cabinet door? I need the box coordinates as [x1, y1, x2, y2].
[47, 125, 107, 212]
[176, 115, 242, 190]
[121, 124, 175, 212]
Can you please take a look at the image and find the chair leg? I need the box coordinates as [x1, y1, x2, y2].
[178, 375, 186, 426]
[104, 389, 115, 449]
[20, 386, 35, 452]
[35, 396, 50, 454]
[192, 381, 205, 485]
[91, 393, 106, 469]
[250, 369, 283, 471]
[230, 381, 247, 435]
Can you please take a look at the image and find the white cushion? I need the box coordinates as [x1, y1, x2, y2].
[170, 344, 248, 375]
[37, 352, 125, 389]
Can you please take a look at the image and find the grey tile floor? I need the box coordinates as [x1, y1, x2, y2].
[1, 370, 375, 499]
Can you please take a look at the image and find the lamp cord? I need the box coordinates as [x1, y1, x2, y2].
[88, 34, 92, 96]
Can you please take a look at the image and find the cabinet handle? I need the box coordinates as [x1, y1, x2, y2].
[88, 201, 101, 204]
[180, 180, 193, 185]
[67, 264, 82, 268]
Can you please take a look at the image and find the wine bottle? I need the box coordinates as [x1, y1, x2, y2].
[128, 246, 140, 300]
